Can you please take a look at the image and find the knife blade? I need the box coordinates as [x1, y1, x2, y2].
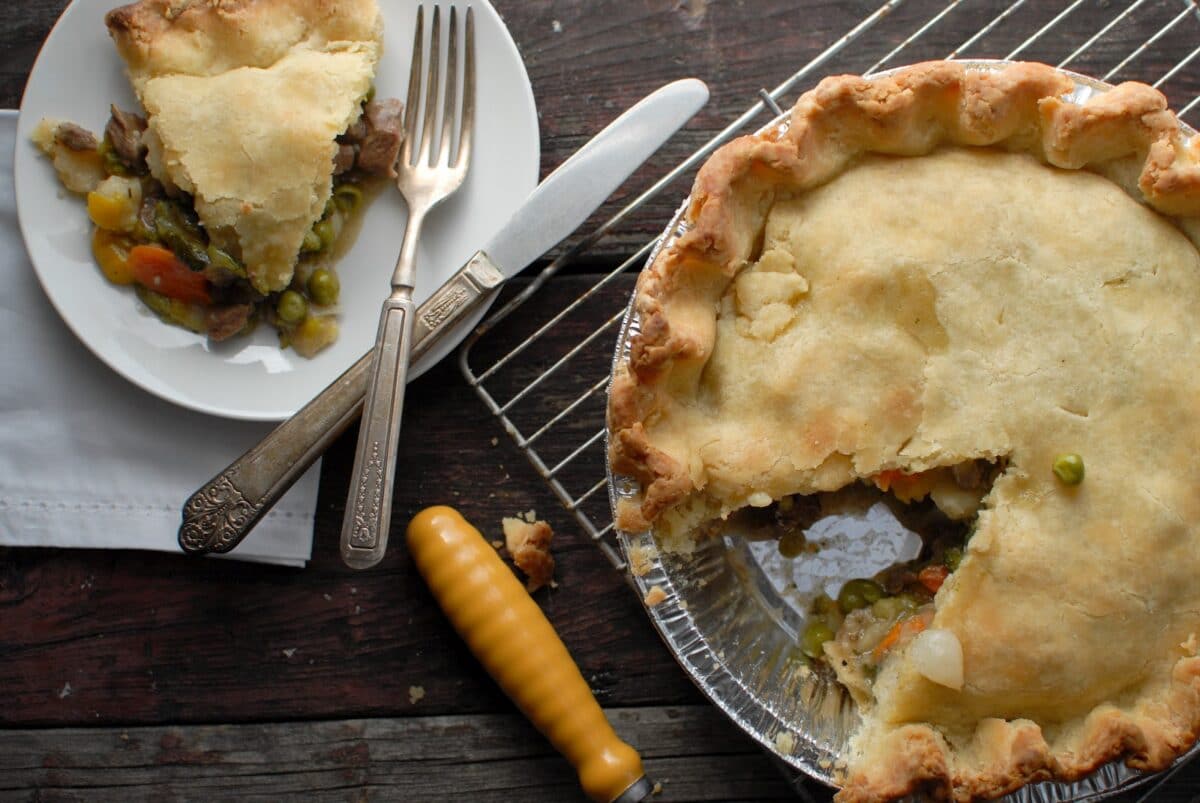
[179, 78, 710, 556]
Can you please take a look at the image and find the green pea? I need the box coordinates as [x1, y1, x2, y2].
[838, 578, 884, 614]
[777, 529, 806, 559]
[333, 183, 363, 214]
[307, 269, 340, 306]
[871, 596, 907, 621]
[301, 229, 323, 253]
[276, 290, 308, 324]
[1052, 453, 1085, 485]
[943, 546, 964, 572]
[801, 621, 835, 659]
[313, 216, 340, 250]
[206, 244, 245, 278]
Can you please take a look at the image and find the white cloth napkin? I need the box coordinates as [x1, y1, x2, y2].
[0, 110, 317, 567]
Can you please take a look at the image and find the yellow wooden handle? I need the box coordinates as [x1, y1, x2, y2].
[407, 506, 647, 803]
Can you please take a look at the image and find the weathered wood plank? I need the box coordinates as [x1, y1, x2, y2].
[0, 707, 1194, 801]
[0, 706, 806, 801]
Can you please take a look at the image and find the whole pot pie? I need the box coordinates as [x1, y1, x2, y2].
[608, 61, 1200, 802]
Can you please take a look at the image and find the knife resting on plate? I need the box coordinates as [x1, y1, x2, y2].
[179, 78, 710, 558]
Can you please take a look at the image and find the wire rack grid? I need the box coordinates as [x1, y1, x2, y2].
[458, 1, 1200, 797]
[460, 0, 1200, 569]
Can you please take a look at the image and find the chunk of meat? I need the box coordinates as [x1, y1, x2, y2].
[333, 143, 357, 175]
[342, 117, 368, 143]
[365, 98, 404, 133]
[54, 122, 98, 152]
[105, 105, 147, 166]
[205, 303, 254, 341]
[358, 98, 405, 177]
[501, 515, 555, 592]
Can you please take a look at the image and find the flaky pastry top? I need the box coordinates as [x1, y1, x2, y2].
[104, 0, 383, 291]
[106, 0, 383, 93]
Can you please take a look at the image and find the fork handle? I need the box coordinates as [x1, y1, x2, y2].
[340, 291, 417, 569]
[178, 252, 505, 556]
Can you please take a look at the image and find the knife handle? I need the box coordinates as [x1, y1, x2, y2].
[406, 506, 651, 803]
[178, 253, 504, 555]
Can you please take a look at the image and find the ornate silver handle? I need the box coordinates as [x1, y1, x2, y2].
[341, 291, 416, 568]
[179, 252, 505, 555]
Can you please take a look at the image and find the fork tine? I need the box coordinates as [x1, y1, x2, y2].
[438, 6, 458, 167]
[400, 5, 424, 166]
[456, 7, 475, 168]
[419, 5, 441, 166]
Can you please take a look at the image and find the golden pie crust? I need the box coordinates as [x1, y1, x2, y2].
[105, 0, 383, 292]
[608, 61, 1200, 801]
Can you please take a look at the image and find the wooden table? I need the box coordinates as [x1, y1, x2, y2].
[3, 2, 1200, 801]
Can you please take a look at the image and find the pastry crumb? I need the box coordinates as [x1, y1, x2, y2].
[491, 539, 504, 549]
[643, 585, 668, 606]
[490, 436, 499, 446]
[408, 685, 425, 704]
[651, 781, 664, 796]
[818, 757, 833, 770]
[502, 515, 555, 592]
[775, 730, 796, 753]
[628, 543, 659, 577]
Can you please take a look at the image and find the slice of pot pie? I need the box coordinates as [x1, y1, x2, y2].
[105, 0, 383, 293]
[609, 61, 1200, 801]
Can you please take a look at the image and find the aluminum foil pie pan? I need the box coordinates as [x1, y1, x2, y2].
[606, 60, 1200, 802]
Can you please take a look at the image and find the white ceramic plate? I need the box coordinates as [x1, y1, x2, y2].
[14, 0, 539, 421]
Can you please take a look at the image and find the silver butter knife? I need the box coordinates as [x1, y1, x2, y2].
[179, 78, 711, 558]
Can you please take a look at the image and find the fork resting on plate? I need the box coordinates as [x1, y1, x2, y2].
[341, 4, 475, 569]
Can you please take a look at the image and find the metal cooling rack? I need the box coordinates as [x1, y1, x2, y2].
[458, 0, 1200, 798]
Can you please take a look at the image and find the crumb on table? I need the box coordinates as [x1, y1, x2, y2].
[502, 515, 555, 592]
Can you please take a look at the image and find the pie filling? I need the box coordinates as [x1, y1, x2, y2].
[31, 0, 390, 357]
[33, 95, 399, 355]
[609, 62, 1200, 802]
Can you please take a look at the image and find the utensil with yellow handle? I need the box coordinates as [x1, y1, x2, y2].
[406, 506, 651, 803]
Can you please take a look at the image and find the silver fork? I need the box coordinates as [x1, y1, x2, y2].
[340, 4, 474, 569]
